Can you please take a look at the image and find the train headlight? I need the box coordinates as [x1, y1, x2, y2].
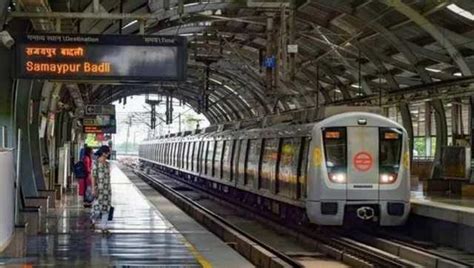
[329, 172, 346, 183]
[380, 173, 397, 184]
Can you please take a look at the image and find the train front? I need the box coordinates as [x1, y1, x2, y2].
[306, 112, 411, 226]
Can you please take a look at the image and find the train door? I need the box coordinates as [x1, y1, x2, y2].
[346, 127, 379, 200]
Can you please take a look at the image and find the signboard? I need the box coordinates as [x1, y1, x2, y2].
[287, 44, 298, 53]
[15, 34, 187, 81]
[85, 104, 115, 115]
[82, 105, 116, 134]
[264, 56, 276, 68]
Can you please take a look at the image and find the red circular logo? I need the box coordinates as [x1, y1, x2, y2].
[353, 152, 373, 172]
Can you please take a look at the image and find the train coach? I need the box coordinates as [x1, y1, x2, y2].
[139, 112, 410, 226]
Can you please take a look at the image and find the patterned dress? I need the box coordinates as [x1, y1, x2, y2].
[91, 160, 112, 220]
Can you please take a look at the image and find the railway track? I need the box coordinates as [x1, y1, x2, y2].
[131, 165, 423, 268]
[132, 167, 303, 268]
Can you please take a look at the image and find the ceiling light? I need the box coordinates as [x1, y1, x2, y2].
[351, 84, 361, 88]
[122, 20, 138, 29]
[425, 67, 441, 73]
[209, 78, 222, 85]
[447, 4, 474, 21]
[453, 72, 462, 77]
[334, 89, 342, 93]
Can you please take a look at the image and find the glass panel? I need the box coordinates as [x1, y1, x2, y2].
[184, 142, 189, 169]
[260, 139, 279, 190]
[299, 138, 310, 198]
[323, 127, 347, 174]
[238, 140, 247, 185]
[206, 141, 215, 176]
[279, 138, 301, 198]
[246, 139, 261, 187]
[222, 140, 233, 180]
[214, 141, 223, 178]
[379, 128, 402, 169]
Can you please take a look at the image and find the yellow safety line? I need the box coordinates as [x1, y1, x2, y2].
[180, 237, 213, 268]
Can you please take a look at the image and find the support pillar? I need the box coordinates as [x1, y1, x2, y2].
[29, 83, 46, 190]
[14, 80, 38, 197]
[0, 47, 14, 147]
[399, 102, 414, 163]
[431, 100, 448, 179]
[265, 15, 274, 93]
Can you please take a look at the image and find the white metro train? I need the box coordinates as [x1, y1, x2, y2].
[139, 112, 410, 226]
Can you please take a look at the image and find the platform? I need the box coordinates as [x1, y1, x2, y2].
[409, 191, 474, 253]
[0, 162, 252, 267]
[410, 191, 474, 227]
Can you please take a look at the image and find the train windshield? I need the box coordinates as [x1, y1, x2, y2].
[379, 128, 403, 172]
[323, 127, 347, 172]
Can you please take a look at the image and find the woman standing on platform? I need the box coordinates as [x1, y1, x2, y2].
[90, 145, 112, 233]
[83, 147, 93, 207]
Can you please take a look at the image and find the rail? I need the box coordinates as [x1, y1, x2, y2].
[134, 168, 303, 268]
[135, 165, 413, 268]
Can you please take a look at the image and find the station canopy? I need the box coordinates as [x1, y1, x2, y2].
[7, 0, 474, 125]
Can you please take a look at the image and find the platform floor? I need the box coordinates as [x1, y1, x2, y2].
[0, 162, 251, 267]
[410, 191, 474, 226]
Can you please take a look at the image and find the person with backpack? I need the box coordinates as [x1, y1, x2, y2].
[82, 147, 94, 207]
[74, 147, 94, 206]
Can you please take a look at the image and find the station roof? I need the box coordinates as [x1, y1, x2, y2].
[7, 0, 474, 124]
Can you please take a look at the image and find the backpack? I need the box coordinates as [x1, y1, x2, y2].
[73, 161, 87, 178]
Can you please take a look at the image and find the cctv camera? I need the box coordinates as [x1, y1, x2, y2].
[0, 31, 14, 49]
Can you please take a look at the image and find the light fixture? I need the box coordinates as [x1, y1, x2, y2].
[351, 84, 362, 88]
[380, 173, 397, 184]
[425, 67, 441, 73]
[447, 4, 474, 21]
[329, 173, 346, 183]
[122, 20, 138, 29]
[453, 72, 462, 77]
[334, 89, 342, 93]
[209, 78, 222, 85]
[0, 31, 14, 49]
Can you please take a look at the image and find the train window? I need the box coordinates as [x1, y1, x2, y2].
[158, 144, 161, 163]
[214, 141, 223, 178]
[298, 137, 311, 199]
[196, 141, 202, 172]
[222, 140, 233, 180]
[206, 141, 215, 176]
[181, 142, 187, 169]
[237, 140, 247, 185]
[192, 142, 197, 172]
[192, 142, 197, 171]
[172, 143, 177, 166]
[246, 139, 261, 187]
[202, 141, 209, 174]
[379, 128, 402, 173]
[176, 142, 183, 168]
[261, 139, 279, 191]
[323, 127, 347, 173]
[187, 142, 192, 170]
[160, 143, 163, 163]
[279, 138, 301, 198]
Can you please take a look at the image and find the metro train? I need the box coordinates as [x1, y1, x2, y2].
[139, 112, 410, 226]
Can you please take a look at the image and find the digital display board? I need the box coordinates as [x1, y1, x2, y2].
[82, 105, 116, 134]
[15, 34, 187, 81]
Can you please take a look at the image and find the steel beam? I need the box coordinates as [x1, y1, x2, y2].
[380, 0, 472, 76]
